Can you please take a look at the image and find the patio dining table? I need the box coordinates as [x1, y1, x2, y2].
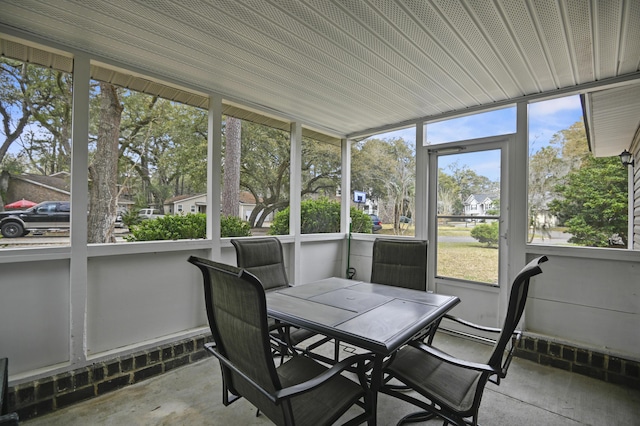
[266, 277, 460, 425]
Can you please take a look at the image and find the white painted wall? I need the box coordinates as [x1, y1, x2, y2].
[0, 259, 70, 375]
[0, 237, 638, 383]
[86, 251, 208, 356]
[525, 251, 640, 360]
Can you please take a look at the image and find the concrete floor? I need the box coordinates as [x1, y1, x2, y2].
[24, 333, 640, 425]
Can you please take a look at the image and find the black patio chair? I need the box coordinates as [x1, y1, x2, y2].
[380, 255, 548, 426]
[369, 238, 428, 388]
[231, 237, 291, 292]
[370, 238, 428, 291]
[188, 256, 374, 426]
[230, 238, 321, 356]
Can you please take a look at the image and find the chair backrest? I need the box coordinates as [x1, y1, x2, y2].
[370, 238, 428, 291]
[487, 255, 548, 371]
[231, 237, 289, 290]
[188, 256, 288, 422]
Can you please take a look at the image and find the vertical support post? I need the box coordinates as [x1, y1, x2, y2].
[628, 163, 634, 250]
[208, 95, 223, 259]
[290, 122, 302, 284]
[69, 54, 90, 364]
[341, 138, 352, 277]
[415, 122, 427, 240]
[510, 100, 529, 325]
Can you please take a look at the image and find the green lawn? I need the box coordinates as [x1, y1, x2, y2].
[374, 223, 499, 284]
[437, 242, 498, 284]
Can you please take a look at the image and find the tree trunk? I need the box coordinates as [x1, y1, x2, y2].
[0, 171, 10, 212]
[222, 117, 241, 217]
[87, 83, 122, 243]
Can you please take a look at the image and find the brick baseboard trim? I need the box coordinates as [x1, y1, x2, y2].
[7, 333, 639, 421]
[516, 335, 639, 389]
[7, 334, 213, 422]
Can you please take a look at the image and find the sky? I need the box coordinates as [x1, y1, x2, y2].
[365, 95, 584, 182]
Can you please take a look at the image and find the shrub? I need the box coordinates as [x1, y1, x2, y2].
[350, 208, 372, 233]
[121, 208, 143, 228]
[220, 215, 252, 237]
[269, 198, 372, 234]
[470, 221, 499, 247]
[124, 213, 251, 241]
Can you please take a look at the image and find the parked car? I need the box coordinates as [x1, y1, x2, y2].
[0, 201, 126, 237]
[369, 214, 382, 232]
[0, 201, 70, 238]
[399, 215, 412, 224]
[115, 209, 126, 228]
[137, 208, 164, 220]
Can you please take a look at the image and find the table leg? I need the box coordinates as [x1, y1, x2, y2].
[367, 355, 384, 426]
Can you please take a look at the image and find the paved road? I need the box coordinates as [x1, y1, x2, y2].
[0, 229, 129, 248]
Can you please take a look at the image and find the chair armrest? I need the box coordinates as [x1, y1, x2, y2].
[205, 343, 280, 404]
[442, 314, 502, 335]
[409, 340, 500, 375]
[275, 352, 374, 401]
[205, 343, 374, 404]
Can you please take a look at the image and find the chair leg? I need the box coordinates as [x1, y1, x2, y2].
[385, 382, 411, 391]
[396, 411, 436, 424]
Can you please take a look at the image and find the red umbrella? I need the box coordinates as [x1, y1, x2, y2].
[4, 199, 37, 209]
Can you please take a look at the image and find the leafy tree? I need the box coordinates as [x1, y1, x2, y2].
[470, 221, 499, 247]
[437, 162, 498, 218]
[528, 119, 592, 242]
[269, 198, 371, 235]
[550, 119, 590, 169]
[447, 161, 497, 208]
[437, 170, 459, 215]
[0, 153, 27, 176]
[88, 84, 206, 243]
[157, 101, 207, 196]
[548, 156, 627, 247]
[301, 138, 341, 200]
[528, 145, 562, 241]
[114, 93, 207, 210]
[351, 138, 394, 202]
[0, 58, 72, 206]
[91, 88, 207, 211]
[383, 138, 415, 233]
[351, 137, 415, 234]
[234, 121, 342, 229]
[21, 66, 73, 175]
[238, 121, 291, 228]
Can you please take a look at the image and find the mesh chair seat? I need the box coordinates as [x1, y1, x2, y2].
[386, 345, 482, 414]
[277, 356, 365, 425]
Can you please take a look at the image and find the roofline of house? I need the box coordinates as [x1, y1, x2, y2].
[14, 176, 70, 195]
